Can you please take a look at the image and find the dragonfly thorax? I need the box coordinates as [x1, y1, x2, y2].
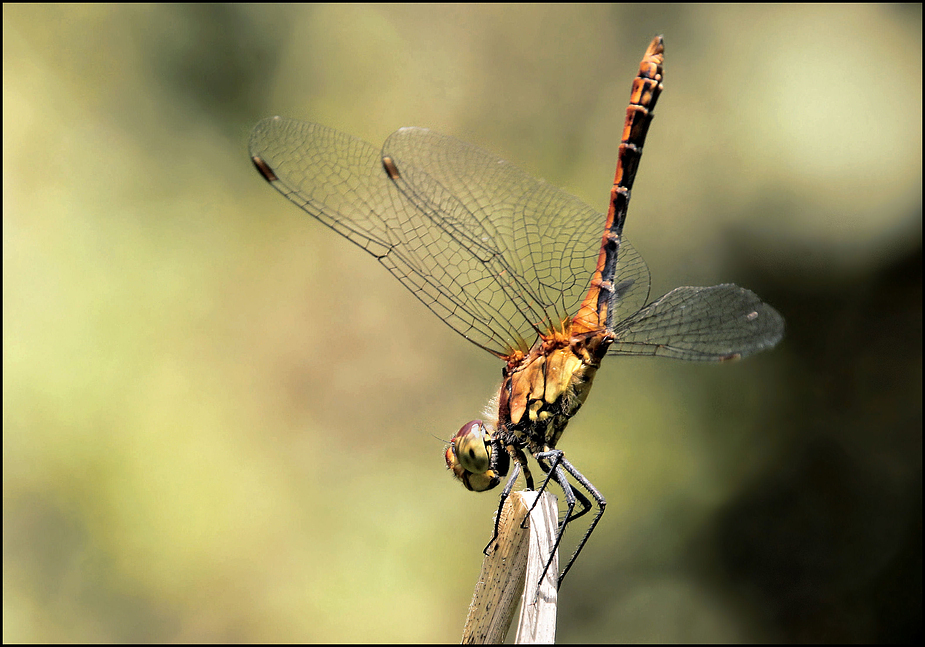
[500, 330, 612, 453]
[445, 328, 613, 493]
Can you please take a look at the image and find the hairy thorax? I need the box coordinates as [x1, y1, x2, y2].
[499, 327, 613, 452]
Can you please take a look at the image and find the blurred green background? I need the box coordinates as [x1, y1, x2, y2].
[4, 4, 921, 642]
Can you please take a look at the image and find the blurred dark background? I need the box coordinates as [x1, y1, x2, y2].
[3, 4, 920, 642]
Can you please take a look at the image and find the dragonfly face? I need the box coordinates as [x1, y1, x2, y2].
[445, 419, 508, 492]
[250, 35, 784, 589]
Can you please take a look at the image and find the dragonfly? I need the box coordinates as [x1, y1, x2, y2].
[250, 36, 784, 589]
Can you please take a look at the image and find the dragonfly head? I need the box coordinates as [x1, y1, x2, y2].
[445, 420, 507, 492]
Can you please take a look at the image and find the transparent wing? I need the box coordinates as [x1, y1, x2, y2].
[608, 284, 785, 360]
[249, 117, 651, 356]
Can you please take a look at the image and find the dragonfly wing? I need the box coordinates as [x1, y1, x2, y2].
[608, 284, 784, 360]
[383, 127, 651, 343]
[250, 118, 652, 355]
[250, 117, 519, 355]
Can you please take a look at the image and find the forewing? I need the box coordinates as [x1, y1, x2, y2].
[250, 118, 651, 355]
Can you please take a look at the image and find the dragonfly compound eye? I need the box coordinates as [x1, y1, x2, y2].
[445, 420, 499, 492]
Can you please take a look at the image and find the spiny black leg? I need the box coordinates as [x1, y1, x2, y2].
[555, 456, 607, 587]
[535, 450, 593, 525]
[525, 450, 575, 522]
[530, 451, 603, 588]
[483, 461, 521, 555]
[532, 462, 578, 593]
[563, 484, 593, 524]
[532, 451, 562, 499]
[513, 445, 535, 491]
[521, 452, 559, 532]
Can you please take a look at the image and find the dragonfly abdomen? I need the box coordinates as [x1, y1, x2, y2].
[573, 37, 664, 334]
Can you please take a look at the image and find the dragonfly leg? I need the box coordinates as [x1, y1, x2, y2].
[528, 453, 584, 591]
[530, 450, 605, 588]
[520, 451, 560, 529]
[532, 452, 560, 498]
[534, 450, 593, 525]
[513, 444, 535, 491]
[552, 455, 607, 587]
[482, 440, 534, 556]
[483, 461, 521, 556]
[536, 449, 592, 523]
[523, 451, 579, 526]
